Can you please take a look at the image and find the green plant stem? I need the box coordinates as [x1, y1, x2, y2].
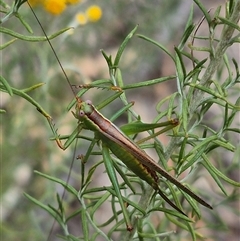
[190, 0, 240, 115]
[120, 2, 240, 240]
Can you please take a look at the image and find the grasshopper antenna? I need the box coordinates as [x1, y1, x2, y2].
[27, 1, 79, 239]
[27, 1, 80, 102]
[48, 140, 79, 241]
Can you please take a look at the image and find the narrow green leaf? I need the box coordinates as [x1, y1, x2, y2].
[180, 136, 218, 172]
[0, 109, 6, 113]
[56, 193, 64, 215]
[154, 142, 168, 170]
[0, 38, 17, 50]
[178, 136, 188, 168]
[137, 34, 175, 62]
[105, 187, 146, 215]
[110, 101, 134, 122]
[180, 188, 201, 218]
[120, 120, 176, 136]
[122, 76, 176, 90]
[178, 24, 195, 50]
[228, 0, 234, 15]
[102, 144, 132, 231]
[218, 16, 240, 31]
[212, 139, 235, 152]
[190, 83, 239, 109]
[16, 6, 33, 33]
[186, 222, 197, 241]
[98, 212, 121, 229]
[193, 0, 212, 24]
[114, 25, 138, 67]
[100, 49, 113, 68]
[0, 84, 52, 118]
[34, 170, 79, 196]
[0, 26, 72, 41]
[232, 58, 239, 80]
[167, 92, 179, 120]
[223, 103, 229, 130]
[116, 68, 124, 88]
[112, 159, 136, 194]
[175, 47, 186, 87]
[225, 128, 240, 134]
[213, 5, 222, 20]
[224, 97, 240, 128]
[182, 98, 189, 133]
[137, 230, 175, 239]
[21, 82, 45, 92]
[201, 160, 228, 196]
[85, 159, 104, 186]
[165, 180, 183, 213]
[90, 192, 111, 218]
[185, 4, 194, 31]
[165, 212, 189, 229]
[185, 58, 207, 82]
[0, 75, 13, 96]
[157, 94, 176, 114]
[96, 92, 122, 110]
[211, 80, 225, 97]
[24, 193, 63, 225]
[149, 206, 191, 221]
[222, 55, 232, 89]
[66, 208, 83, 223]
[202, 154, 240, 187]
[63, 125, 84, 150]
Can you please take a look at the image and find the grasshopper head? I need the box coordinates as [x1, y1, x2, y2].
[73, 100, 93, 120]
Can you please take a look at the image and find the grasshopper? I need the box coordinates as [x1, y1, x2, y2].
[27, 0, 212, 233]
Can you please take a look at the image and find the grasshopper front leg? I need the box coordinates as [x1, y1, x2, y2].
[44, 110, 83, 150]
[56, 124, 84, 150]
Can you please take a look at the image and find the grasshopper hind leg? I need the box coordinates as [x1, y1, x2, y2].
[144, 164, 187, 217]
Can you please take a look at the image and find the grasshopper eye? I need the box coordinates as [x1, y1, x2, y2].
[86, 100, 92, 105]
[79, 110, 85, 116]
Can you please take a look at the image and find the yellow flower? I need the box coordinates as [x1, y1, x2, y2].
[86, 5, 102, 22]
[28, 0, 42, 7]
[75, 12, 88, 25]
[66, 0, 81, 4]
[43, 0, 66, 15]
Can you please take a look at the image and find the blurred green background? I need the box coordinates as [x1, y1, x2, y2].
[1, 0, 239, 240]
